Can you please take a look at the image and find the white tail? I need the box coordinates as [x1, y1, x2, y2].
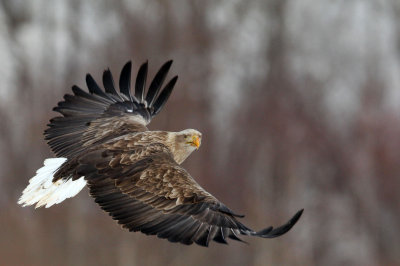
[18, 158, 86, 208]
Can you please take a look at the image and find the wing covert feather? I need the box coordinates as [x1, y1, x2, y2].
[57, 142, 303, 246]
[45, 60, 177, 158]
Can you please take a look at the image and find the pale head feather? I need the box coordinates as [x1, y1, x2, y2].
[167, 129, 202, 164]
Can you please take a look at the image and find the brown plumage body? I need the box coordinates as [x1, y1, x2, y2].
[19, 60, 303, 246]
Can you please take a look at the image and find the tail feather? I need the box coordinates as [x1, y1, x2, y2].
[18, 158, 86, 208]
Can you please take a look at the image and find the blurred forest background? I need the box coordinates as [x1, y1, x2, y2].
[1, 0, 400, 265]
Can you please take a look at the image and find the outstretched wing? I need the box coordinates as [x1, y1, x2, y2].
[55, 142, 303, 246]
[45, 60, 178, 158]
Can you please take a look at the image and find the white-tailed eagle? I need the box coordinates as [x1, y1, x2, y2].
[19, 60, 303, 246]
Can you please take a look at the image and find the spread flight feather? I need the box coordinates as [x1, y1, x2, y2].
[19, 60, 303, 246]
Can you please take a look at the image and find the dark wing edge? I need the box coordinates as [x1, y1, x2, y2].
[88, 177, 303, 247]
[44, 60, 178, 158]
[68, 145, 303, 247]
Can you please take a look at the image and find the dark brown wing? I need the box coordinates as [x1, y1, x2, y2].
[56, 142, 303, 246]
[45, 60, 178, 158]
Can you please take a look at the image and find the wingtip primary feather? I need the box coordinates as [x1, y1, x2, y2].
[119, 61, 133, 100]
[253, 209, 304, 238]
[86, 73, 113, 101]
[152, 75, 178, 116]
[145, 60, 174, 107]
[103, 68, 121, 98]
[135, 61, 148, 103]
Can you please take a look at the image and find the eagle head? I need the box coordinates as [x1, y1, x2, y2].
[169, 129, 202, 164]
[181, 129, 202, 149]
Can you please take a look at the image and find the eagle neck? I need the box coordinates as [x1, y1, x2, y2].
[166, 132, 193, 164]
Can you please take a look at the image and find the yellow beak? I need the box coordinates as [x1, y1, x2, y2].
[191, 135, 201, 149]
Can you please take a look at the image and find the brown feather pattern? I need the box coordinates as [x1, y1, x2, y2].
[53, 132, 303, 246]
[45, 60, 303, 246]
[45, 61, 178, 158]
